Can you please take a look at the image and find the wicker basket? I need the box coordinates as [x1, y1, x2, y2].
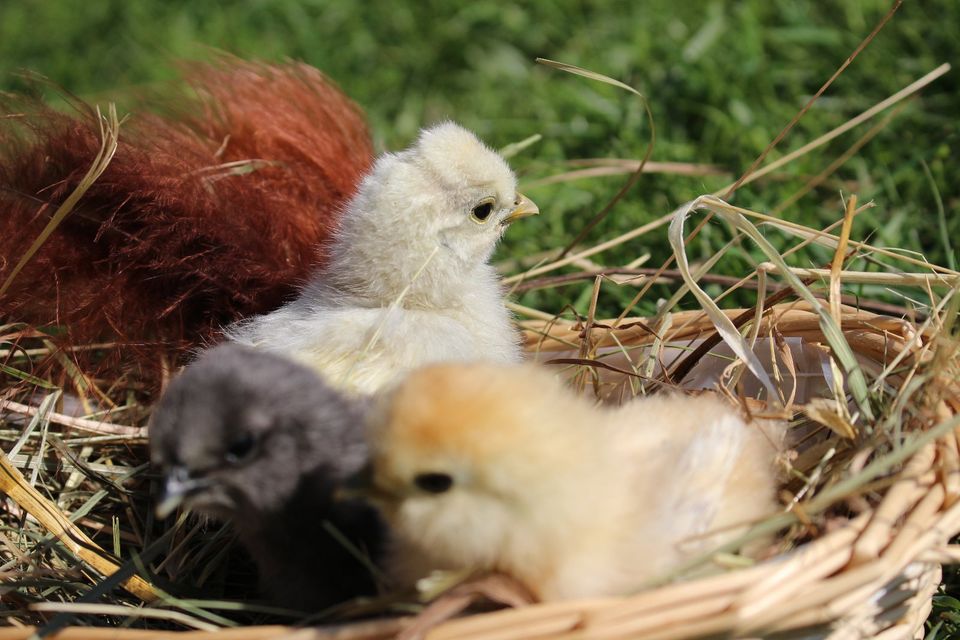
[2, 300, 956, 640]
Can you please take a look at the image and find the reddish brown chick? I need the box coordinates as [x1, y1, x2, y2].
[0, 58, 372, 392]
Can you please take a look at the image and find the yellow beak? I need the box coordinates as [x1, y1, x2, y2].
[502, 193, 540, 225]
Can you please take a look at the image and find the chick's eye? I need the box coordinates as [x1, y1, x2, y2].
[470, 201, 494, 224]
[224, 434, 257, 465]
[414, 472, 454, 494]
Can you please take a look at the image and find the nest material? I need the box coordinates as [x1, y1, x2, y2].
[2, 299, 958, 639]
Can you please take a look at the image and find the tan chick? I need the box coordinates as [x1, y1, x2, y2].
[362, 362, 782, 601]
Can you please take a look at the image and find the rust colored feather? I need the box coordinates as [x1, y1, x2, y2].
[0, 58, 373, 395]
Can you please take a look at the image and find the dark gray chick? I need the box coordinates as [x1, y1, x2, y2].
[149, 343, 383, 610]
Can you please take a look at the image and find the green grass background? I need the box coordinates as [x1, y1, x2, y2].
[2, 0, 956, 319]
[0, 0, 958, 635]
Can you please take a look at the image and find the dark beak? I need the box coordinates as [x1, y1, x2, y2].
[336, 462, 374, 502]
[336, 462, 395, 503]
[155, 466, 210, 519]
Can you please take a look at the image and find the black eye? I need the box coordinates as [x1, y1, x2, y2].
[414, 472, 454, 494]
[470, 201, 494, 223]
[225, 434, 257, 465]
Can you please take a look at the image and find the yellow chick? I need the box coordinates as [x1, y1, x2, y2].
[225, 122, 538, 395]
[363, 362, 782, 601]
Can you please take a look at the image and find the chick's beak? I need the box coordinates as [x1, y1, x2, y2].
[502, 193, 539, 225]
[155, 466, 209, 519]
[336, 462, 396, 504]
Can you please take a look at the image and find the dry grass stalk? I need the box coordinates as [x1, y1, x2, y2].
[0, 620, 408, 640]
[522, 159, 726, 190]
[0, 105, 121, 297]
[0, 400, 147, 438]
[760, 266, 960, 288]
[0, 455, 155, 600]
[829, 195, 857, 325]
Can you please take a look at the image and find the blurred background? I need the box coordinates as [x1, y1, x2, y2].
[1, 0, 956, 316]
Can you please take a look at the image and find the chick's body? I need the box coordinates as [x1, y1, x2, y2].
[150, 344, 383, 609]
[367, 363, 782, 601]
[226, 123, 534, 394]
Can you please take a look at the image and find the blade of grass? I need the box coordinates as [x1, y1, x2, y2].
[0, 104, 121, 296]
[921, 159, 955, 271]
[671, 196, 874, 420]
[829, 195, 858, 324]
[0, 363, 60, 389]
[7, 391, 60, 460]
[651, 409, 960, 588]
[758, 267, 960, 287]
[723, 0, 903, 199]
[723, 62, 950, 195]
[499, 133, 542, 159]
[0, 452, 157, 601]
[0, 399, 147, 438]
[522, 160, 724, 189]
[773, 102, 906, 214]
[29, 603, 219, 632]
[36, 527, 176, 638]
[342, 246, 440, 387]
[509, 61, 952, 304]
[535, 58, 656, 259]
[668, 205, 780, 403]
[612, 1, 910, 331]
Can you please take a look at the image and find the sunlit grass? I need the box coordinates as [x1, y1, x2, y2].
[0, 1, 956, 321]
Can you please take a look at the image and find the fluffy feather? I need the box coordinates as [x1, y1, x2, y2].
[0, 57, 372, 390]
[149, 343, 383, 609]
[364, 362, 783, 601]
[226, 122, 538, 394]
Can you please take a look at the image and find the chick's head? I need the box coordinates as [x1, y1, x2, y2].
[326, 122, 537, 304]
[409, 123, 538, 262]
[364, 363, 594, 572]
[150, 344, 366, 519]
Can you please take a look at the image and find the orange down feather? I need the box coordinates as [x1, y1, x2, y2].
[0, 57, 373, 394]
